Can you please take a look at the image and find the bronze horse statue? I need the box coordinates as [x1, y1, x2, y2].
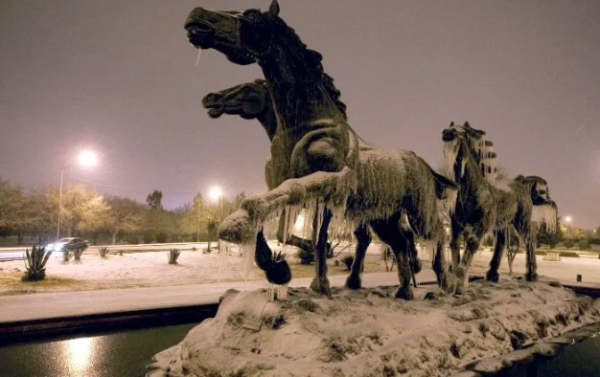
[202, 80, 424, 282]
[186, 0, 456, 298]
[442, 122, 557, 293]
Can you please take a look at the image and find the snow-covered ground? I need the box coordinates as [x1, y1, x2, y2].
[1, 243, 598, 296]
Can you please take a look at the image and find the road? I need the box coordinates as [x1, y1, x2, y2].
[0, 242, 217, 262]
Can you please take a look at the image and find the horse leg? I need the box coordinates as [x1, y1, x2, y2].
[449, 218, 462, 271]
[521, 225, 538, 282]
[218, 167, 352, 244]
[454, 230, 483, 294]
[404, 227, 422, 275]
[486, 228, 506, 282]
[370, 216, 413, 300]
[345, 224, 372, 290]
[309, 206, 333, 296]
[432, 236, 456, 294]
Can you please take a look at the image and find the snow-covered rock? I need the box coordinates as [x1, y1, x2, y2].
[147, 280, 600, 377]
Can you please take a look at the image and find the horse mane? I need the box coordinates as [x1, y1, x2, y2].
[268, 15, 348, 120]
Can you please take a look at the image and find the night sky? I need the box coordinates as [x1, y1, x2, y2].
[1, 0, 599, 228]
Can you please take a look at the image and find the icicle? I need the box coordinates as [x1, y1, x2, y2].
[241, 233, 257, 280]
[446, 188, 458, 215]
[532, 204, 557, 234]
[195, 48, 202, 67]
[443, 141, 460, 178]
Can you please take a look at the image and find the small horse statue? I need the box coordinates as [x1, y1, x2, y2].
[442, 122, 556, 293]
[186, 0, 457, 299]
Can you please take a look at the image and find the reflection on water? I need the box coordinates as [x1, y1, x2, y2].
[65, 337, 95, 376]
[501, 334, 600, 377]
[0, 323, 196, 377]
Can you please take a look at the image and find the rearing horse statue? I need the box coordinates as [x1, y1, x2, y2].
[202, 80, 423, 281]
[185, 0, 457, 299]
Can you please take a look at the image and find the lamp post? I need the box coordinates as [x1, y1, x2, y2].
[209, 185, 223, 250]
[56, 150, 98, 241]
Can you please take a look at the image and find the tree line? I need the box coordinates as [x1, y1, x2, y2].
[0, 177, 246, 246]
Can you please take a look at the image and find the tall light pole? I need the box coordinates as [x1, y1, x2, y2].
[209, 185, 224, 250]
[56, 149, 98, 241]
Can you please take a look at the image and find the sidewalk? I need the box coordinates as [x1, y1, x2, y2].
[0, 271, 438, 331]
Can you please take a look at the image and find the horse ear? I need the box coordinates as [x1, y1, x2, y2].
[269, 0, 280, 16]
[450, 121, 455, 127]
[464, 121, 471, 128]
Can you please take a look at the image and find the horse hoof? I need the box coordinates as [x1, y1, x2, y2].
[526, 272, 539, 282]
[345, 274, 362, 290]
[310, 277, 331, 296]
[395, 287, 414, 300]
[411, 258, 423, 274]
[442, 273, 457, 295]
[485, 270, 500, 282]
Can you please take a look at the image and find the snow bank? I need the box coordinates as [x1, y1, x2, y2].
[147, 280, 600, 377]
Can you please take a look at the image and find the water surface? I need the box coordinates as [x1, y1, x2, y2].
[0, 323, 196, 377]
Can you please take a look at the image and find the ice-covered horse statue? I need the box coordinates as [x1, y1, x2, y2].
[203, 80, 334, 259]
[186, 0, 456, 298]
[202, 80, 424, 281]
[441, 122, 556, 293]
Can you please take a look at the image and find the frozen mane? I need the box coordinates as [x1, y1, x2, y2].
[267, 14, 348, 119]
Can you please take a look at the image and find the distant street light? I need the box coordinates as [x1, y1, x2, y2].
[565, 216, 572, 224]
[56, 150, 98, 241]
[209, 185, 223, 202]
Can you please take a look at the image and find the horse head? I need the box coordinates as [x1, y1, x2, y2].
[516, 175, 553, 205]
[185, 1, 281, 66]
[202, 80, 270, 120]
[442, 122, 487, 179]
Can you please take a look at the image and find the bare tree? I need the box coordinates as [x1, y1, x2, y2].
[105, 196, 144, 244]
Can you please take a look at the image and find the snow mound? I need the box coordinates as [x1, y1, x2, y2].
[147, 280, 600, 377]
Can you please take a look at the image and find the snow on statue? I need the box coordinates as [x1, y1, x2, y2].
[442, 122, 558, 293]
[186, 1, 457, 299]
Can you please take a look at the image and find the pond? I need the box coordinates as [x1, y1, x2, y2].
[0, 323, 196, 377]
[501, 334, 600, 377]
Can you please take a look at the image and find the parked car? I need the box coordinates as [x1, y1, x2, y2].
[46, 237, 89, 252]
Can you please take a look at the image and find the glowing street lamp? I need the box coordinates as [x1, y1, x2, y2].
[56, 150, 98, 241]
[565, 216, 572, 224]
[209, 185, 223, 202]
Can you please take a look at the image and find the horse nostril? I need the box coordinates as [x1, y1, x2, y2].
[442, 130, 455, 141]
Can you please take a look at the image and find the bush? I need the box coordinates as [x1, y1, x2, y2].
[99, 247, 110, 258]
[559, 251, 579, 258]
[62, 250, 72, 264]
[563, 238, 575, 249]
[168, 249, 181, 264]
[118, 250, 124, 256]
[296, 248, 314, 265]
[22, 246, 52, 281]
[73, 248, 85, 263]
[578, 239, 591, 251]
[341, 255, 354, 271]
[143, 233, 154, 244]
[156, 233, 168, 243]
[123, 235, 139, 245]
